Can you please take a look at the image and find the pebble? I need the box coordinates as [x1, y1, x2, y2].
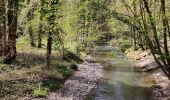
[49, 62, 103, 100]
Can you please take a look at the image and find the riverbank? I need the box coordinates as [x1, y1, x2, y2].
[126, 49, 170, 100]
[20, 60, 103, 100]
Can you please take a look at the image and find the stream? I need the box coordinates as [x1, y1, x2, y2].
[91, 45, 155, 100]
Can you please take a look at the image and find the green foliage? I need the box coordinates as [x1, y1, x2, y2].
[33, 85, 48, 97]
[57, 64, 73, 79]
[57, 63, 66, 69]
[119, 41, 133, 52]
[42, 79, 62, 91]
[62, 69, 72, 78]
[1, 0, 134, 99]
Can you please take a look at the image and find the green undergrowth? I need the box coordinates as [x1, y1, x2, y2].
[33, 85, 48, 98]
[0, 37, 82, 99]
[111, 39, 133, 52]
[120, 42, 133, 52]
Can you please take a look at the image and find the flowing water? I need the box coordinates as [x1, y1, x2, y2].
[91, 45, 155, 100]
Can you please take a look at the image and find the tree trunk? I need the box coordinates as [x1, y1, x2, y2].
[46, 0, 56, 68]
[0, 0, 6, 57]
[143, 0, 168, 66]
[160, 0, 170, 77]
[38, 1, 44, 48]
[0, 0, 18, 63]
[38, 24, 43, 48]
[5, 0, 18, 62]
[27, 0, 36, 47]
[28, 27, 35, 47]
[142, 0, 170, 79]
[139, 1, 170, 77]
[131, 27, 138, 50]
[46, 31, 52, 68]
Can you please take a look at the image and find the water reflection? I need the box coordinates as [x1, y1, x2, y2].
[91, 45, 155, 100]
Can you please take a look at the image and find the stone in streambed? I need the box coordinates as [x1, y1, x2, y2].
[134, 59, 158, 72]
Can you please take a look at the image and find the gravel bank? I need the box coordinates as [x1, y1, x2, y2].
[50, 62, 103, 100]
[21, 61, 103, 100]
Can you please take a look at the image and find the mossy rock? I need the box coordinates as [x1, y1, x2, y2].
[63, 51, 83, 63]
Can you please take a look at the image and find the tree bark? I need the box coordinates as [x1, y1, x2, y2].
[5, 0, 18, 62]
[46, 0, 56, 68]
[27, 0, 36, 47]
[143, 0, 169, 68]
[38, 24, 43, 48]
[141, 0, 170, 79]
[0, 0, 18, 63]
[160, 0, 170, 77]
[139, 0, 170, 77]
[47, 31, 52, 68]
[0, 0, 6, 57]
[38, 1, 44, 48]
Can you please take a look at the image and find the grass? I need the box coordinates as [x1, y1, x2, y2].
[33, 85, 48, 97]
[0, 36, 78, 99]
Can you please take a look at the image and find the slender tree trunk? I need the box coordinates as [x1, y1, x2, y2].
[139, 0, 170, 77]
[27, 0, 35, 47]
[141, 0, 170, 79]
[38, 24, 43, 48]
[160, 0, 170, 76]
[0, 0, 6, 57]
[143, 0, 169, 68]
[38, 1, 44, 48]
[46, 0, 56, 68]
[133, 0, 137, 50]
[0, 0, 18, 63]
[131, 27, 138, 50]
[46, 31, 52, 68]
[137, 32, 145, 50]
[5, 0, 18, 62]
[161, 0, 168, 56]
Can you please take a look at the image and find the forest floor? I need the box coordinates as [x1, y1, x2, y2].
[126, 49, 170, 100]
[26, 62, 103, 100]
[0, 36, 103, 100]
[0, 37, 77, 99]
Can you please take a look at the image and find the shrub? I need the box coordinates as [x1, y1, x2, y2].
[119, 42, 133, 52]
[56, 63, 73, 79]
[57, 64, 67, 69]
[63, 69, 72, 78]
[42, 79, 62, 91]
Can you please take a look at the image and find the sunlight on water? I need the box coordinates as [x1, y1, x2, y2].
[91, 45, 155, 100]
